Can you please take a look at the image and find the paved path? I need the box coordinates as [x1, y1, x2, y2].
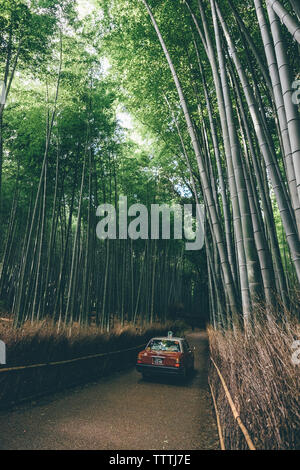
[0, 331, 219, 450]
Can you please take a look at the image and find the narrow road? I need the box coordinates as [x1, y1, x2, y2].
[0, 331, 219, 450]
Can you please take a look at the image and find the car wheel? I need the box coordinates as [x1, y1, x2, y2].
[182, 367, 188, 381]
[188, 364, 194, 377]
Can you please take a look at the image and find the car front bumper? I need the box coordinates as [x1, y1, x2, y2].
[136, 363, 185, 376]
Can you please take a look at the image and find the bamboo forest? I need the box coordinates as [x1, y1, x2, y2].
[0, 0, 299, 451]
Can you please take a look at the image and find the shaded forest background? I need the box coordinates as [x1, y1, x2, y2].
[0, 0, 299, 327]
[0, 0, 207, 330]
[1, 0, 300, 332]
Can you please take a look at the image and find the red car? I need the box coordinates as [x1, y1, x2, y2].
[136, 335, 194, 380]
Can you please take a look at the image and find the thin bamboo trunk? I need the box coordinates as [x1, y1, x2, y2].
[141, 0, 239, 319]
[266, 3, 300, 225]
[211, 0, 262, 316]
[267, 0, 300, 43]
[254, 0, 300, 235]
[215, 1, 300, 285]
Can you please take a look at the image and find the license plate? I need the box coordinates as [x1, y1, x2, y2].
[154, 358, 163, 365]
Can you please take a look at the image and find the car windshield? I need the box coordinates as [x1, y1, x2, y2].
[147, 339, 180, 352]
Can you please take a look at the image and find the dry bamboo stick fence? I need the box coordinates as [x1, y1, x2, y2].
[210, 356, 256, 450]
